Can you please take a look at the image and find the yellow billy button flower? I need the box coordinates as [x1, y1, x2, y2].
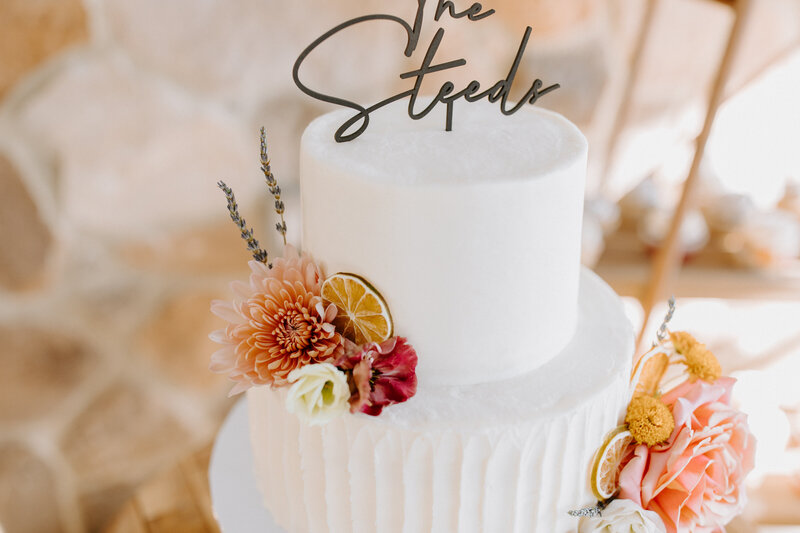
[625, 395, 675, 447]
[684, 344, 722, 383]
[670, 331, 721, 383]
[669, 331, 697, 356]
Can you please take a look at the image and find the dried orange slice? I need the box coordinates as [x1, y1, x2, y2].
[321, 273, 393, 344]
[590, 425, 634, 500]
[630, 348, 670, 398]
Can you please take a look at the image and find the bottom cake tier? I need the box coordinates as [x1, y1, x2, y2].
[248, 269, 634, 533]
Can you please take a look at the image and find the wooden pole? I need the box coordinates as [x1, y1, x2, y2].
[599, 0, 660, 191]
[636, 0, 754, 354]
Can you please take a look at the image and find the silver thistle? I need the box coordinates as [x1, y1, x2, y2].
[567, 506, 602, 518]
[568, 498, 610, 518]
[217, 180, 271, 266]
[260, 127, 288, 245]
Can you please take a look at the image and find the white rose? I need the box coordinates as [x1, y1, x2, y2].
[578, 499, 666, 533]
[286, 363, 350, 426]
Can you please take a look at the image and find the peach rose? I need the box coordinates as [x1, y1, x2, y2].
[619, 377, 756, 533]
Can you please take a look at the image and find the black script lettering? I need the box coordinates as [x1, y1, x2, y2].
[292, 0, 560, 143]
[434, 0, 496, 22]
[495, 26, 560, 115]
[401, 28, 467, 132]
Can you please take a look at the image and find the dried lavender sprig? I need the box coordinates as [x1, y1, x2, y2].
[260, 127, 287, 245]
[217, 180, 271, 266]
[655, 296, 677, 344]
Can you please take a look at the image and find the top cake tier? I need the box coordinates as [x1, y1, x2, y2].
[300, 100, 587, 386]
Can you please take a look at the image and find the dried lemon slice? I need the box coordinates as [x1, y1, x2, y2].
[630, 348, 670, 398]
[321, 273, 393, 344]
[590, 425, 634, 500]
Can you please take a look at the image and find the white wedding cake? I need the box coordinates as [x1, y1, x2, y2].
[246, 100, 635, 532]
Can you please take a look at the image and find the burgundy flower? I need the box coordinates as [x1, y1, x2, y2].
[339, 337, 418, 416]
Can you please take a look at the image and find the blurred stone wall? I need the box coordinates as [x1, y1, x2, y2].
[0, 0, 797, 532]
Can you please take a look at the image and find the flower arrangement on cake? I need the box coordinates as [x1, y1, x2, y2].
[209, 129, 417, 425]
[572, 299, 756, 533]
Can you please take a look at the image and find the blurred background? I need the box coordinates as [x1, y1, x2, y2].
[1, 0, 799, 531]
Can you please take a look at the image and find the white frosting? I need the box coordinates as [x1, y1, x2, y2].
[249, 269, 634, 533]
[300, 101, 588, 386]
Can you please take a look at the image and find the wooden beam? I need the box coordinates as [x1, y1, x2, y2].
[636, 0, 754, 351]
[599, 0, 660, 191]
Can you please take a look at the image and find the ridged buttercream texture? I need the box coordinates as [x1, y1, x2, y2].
[249, 270, 634, 533]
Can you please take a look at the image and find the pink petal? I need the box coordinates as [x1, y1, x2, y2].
[228, 381, 252, 397]
[231, 280, 251, 299]
[209, 329, 233, 345]
[209, 347, 235, 372]
[283, 244, 300, 260]
[655, 486, 689, 532]
[248, 260, 270, 276]
[619, 444, 648, 506]
[210, 300, 245, 324]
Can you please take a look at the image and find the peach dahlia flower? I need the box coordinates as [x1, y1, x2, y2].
[210, 246, 344, 394]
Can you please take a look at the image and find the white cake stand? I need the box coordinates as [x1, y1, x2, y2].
[209, 399, 286, 533]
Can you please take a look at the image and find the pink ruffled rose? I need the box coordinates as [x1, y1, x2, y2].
[339, 337, 418, 416]
[619, 377, 756, 533]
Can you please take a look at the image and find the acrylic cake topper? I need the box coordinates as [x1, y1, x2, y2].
[292, 0, 561, 142]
